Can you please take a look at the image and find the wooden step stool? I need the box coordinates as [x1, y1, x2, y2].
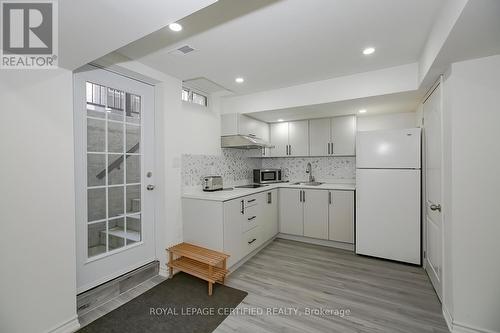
[167, 242, 229, 295]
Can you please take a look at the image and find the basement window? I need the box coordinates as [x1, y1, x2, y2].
[181, 87, 208, 107]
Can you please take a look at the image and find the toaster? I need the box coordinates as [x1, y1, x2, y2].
[202, 176, 223, 192]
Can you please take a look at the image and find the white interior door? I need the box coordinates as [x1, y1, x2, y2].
[74, 65, 156, 293]
[423, 81, 443, 300]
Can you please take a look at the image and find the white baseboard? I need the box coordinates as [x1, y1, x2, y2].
[443, 305, 497, 333]
[452, 322, 498, 333]
[277, 233, 355, 251]
[443, 304, 453, 332]
[45, 316, 80, 333]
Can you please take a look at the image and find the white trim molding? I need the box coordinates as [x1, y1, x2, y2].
[45, 316, 80, 333]
[277, 233, 355, 251]
[443, 305, 498, 333]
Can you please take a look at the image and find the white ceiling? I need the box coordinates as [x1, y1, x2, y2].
[118, 0, 445, 95]
[59, 0, 217, 69]
[246, 91, 422, 123]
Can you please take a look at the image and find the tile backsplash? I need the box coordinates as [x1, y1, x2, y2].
[261, 156, 356, 182]
[182, 149, 356, 189]
[182, 149, 261, 188]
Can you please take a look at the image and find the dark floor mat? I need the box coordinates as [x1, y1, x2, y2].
[78, 273, 247, 333]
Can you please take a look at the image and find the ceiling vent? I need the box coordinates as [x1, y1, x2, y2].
[169, 45, 195, 56]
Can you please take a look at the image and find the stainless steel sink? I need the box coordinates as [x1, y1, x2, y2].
[291, 181, 324, 186]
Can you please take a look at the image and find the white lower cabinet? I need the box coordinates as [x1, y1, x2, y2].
[303, 190, 329, 239]
[259, 189, 278, 241]
[183, 187, 353, 269]
[329, 190, 354, 243]
[183, 190, 278, 269]
[280, 188, 354, 243]
[279, 188, 303, 235]
[223, 197, 245, 267]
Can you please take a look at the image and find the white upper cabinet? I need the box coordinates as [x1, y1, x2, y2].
[331, 115, 356, 156]
[221, 113, 269, 141]
[309, 115, 356, 156]
[288, 120, 309, 156]
[240, 115, 270, 141]
[270, 122, 289, 157]
[309, 118, 331, 156]
[270, 120, 309, 157]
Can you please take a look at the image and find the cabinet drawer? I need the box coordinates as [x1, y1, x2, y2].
[242, 205, 258, 232]
[244, 195, 258, 208]
[242, 226, 260, 256]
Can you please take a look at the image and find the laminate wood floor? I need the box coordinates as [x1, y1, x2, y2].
[215, 239, 449, 333]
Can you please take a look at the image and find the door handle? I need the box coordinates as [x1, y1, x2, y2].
[288, 145, 292, 155]
[299, 190, 302, 202]
[248, 238, 257, 245]
[302, 190, 305, 202]
[430, 204, 442, 212]
[241, 200, 244, 214]
[146, 184, 155, 191]
[247, 199, 256, 203]
[248, 216, 256, 221]
[267, 192, 272, 204]
[329, 191, 332, 204]
[327, 142, 330, 154]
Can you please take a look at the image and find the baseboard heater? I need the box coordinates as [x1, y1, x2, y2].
[77, 261, 159, 315]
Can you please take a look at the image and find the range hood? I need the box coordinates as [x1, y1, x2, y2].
[221, 135, 274, 149]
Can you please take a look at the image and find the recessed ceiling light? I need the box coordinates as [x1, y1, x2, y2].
[358, 109, 367, 114]
[235, 77, 244, 83]
[363, 47, 375, 55]
[277, 119, 284, 122]
[169, 23, 182, 32]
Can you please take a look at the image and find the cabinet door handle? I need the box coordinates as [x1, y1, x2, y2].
[330, 142, 334, 154]
[267, 192, 272, 204]
[299, 190, 302, 202]
[247, 199, 256, 203]
[289, 145, 292, 155]
[303, 190, 305, 202]
[241, 200, 244, 214]
[329, 191, 332, 204]
[248, 216, 256, 221]
[248, 238, 257, 245]
[327, 142, 330, 155]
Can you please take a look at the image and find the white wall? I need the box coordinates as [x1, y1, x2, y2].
[357, 112, 418, 131]
[156, 78, 221, 272]
[96, 54, 222, 274]
[443, 54, 500, 333]
[0, 70, 79, 333]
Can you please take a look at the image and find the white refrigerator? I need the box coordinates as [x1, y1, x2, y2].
[356, 128, 421, 264]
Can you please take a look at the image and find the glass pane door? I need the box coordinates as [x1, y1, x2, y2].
[86, 82, 143, 259]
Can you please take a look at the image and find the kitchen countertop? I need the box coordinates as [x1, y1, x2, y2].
[182, 182, 355, 202]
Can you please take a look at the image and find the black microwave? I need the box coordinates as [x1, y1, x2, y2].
[253, 169, 282, 184]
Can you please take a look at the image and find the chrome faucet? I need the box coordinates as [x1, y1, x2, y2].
[306, 162, 314, 182]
